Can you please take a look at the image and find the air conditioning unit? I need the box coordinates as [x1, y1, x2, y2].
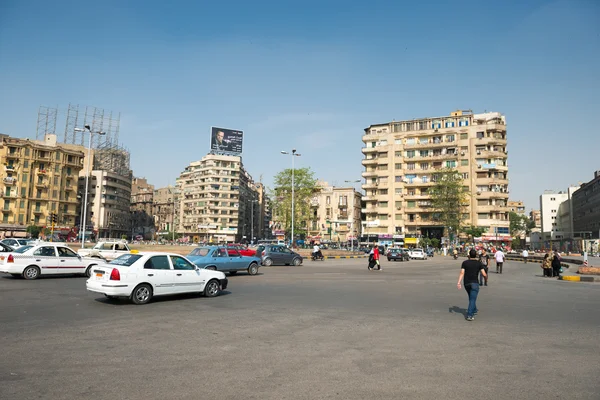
[460, 152, 465, 156]
[477, 165, 482, 169]
[476, 151, 481, 155]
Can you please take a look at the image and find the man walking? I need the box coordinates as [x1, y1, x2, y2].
[522, 248, 529, 264]
[457, 249, 487, 321]
[479, 248, 490, 286]
[495, 248, 505, 274]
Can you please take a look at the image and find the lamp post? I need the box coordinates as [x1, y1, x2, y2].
[250, 199, 258, 245]
[74, 125, 105, 249]
[344, 180, 361, 252]
[281, 149, 301, 247]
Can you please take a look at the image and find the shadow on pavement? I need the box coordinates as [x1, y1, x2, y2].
[92, 290, 233, 306]
[448, 306, 468, 317]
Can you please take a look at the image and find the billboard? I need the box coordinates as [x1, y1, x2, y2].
[211, 127, 243, 154]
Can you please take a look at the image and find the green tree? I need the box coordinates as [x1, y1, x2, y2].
[429, 168, 469, 244]
[26, 225, 41, 239]
[462, 225, 488, 244]
[270, 167, 318, 240]
[509, 212, 535, 238]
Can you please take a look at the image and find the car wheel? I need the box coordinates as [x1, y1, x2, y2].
[85, 264, 96, 278]
[229, 271, 238, 275]
[387, 257, 391, 261]
[131, 284, 153, 305]
[204, 279, 220, 297]
[247, 263, 259, 275]
[263, 258, 273, 266]
[23, 266, 40, 280]
[292, 257, 302, 266]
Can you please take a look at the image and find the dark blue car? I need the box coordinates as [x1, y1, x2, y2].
[187, 246, 261, 276]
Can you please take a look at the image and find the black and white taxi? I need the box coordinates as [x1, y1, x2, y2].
[0, 244, 102, 279]
[86, 252, 228, 305]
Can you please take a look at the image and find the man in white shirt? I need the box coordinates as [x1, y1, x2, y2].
[522, 249, 529, 264]
[312, 244, 322, 259]
[495, 249, 505, 274]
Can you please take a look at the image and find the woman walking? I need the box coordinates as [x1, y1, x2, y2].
[368, 243, 381, 271]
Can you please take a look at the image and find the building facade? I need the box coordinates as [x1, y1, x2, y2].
[0, 134, 84, 239]
[539, 186, 580, 251]
[306, 181, 362, 244]
[176, 154, 257, 243]
[508, 200, 526, 215]
[529, 209, 542, 229]
[361, 110, 510, 246]
[153, 185, 176, 238]
[572, 171, 600, 244]
[255, 182, 272, 240]
[130, 177, 155, 239]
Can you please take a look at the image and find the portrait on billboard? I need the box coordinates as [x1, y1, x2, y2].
[211, 127, 243, 154]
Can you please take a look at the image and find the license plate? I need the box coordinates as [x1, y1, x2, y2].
[95, 273, 103, 278]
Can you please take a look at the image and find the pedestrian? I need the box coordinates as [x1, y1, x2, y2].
[368, 243, 381, 271]
[551, 250, 562, 278]
[542, 251, 553, 277]
[479, 248, 490, 286]
[522, 248, 529, 264]
[457, 249, 487, 321]
[494, 248, 505, 274]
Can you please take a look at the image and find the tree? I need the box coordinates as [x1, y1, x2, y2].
[429, 168, 469, 244]
[26, 225, 41, 239]
[462, 225, 488, 244]
[270, 167, 318, 240]
[509, 212, 535, 238]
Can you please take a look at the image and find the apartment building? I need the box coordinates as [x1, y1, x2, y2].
[153, 185, 176, 237]
[539, 186, 580, 249]
[572, 171, 600, 241]
[508, 200, 526, 215]
[0, 133, 84, 238]
[306, 181, 362, 244]
[529, 209, 542, 229]
[131, 177, 154, 215]
[255, 182, 272, 241]
[361, 110, 510, 246]
[176, 154, 257, 243]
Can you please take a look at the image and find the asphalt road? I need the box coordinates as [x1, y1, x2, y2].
[1, 256, 599, 400]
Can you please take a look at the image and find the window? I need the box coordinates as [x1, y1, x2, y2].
[52, 190, 57, 199]
[24, 160, 29, 169]
[326, 196, 331, 205]
[395, 176, 402, 182]
[379, 215, 388, 220]
[144, 255, 171, 270]
[57, 247, 78, 257]
[478, 213, 489, 220]
[419, 150, 428, 157]
[170, 255, 195, 270]
[55, 152, 61, 161]
[395, 201, 402, 208]
[446, 134, 455, 142]
[420, 162, 429, 170]
[395, 163, 402, 170]
[395, 151, 402, 157]
[379, 201, 388, 208]
[461, 160, 469, 166]
[446, 160, 457, 168]
[459, 119, 469, 127]
[445, 121, 455, 128]
[406, 163, 415, 170]
[24, 148, 30, 156]
[476, 131, 484, 139]
[22, 173, 28, 183]
[407, 201, 416, 208]
[419, 138, 428, 145]
[394, 139, 402, 145]
[33, 246, 56, 257]
[18, 214, 24, 224]
[462, 173, 469, 179]
[406, 150, 415, 158]
[421, 176, 428, 183]
[460, 133, 468, 140]
[406, 138, 415, 145]
[395, 214, 403, 220]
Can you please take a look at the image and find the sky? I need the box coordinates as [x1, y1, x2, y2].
[0, 0, 599, 212]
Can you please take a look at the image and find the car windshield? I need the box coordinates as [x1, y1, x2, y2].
[188, 248, 210, 257]
[17, 240, 30, 245]
[92, 243, 104, 250]
[13, 245, 33, 253]
[109, 254, 142, 266]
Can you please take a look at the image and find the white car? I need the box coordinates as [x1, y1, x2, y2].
[408, 248, 428, 260]
[78, 241, 131, 261]
[86, 252, 228, 305]
[0, 238, 34, 249]
[0, 244, 102, 279]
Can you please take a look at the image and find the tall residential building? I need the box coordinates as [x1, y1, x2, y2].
[361, 110, 510, 246]
[131, 177, 156, 239]
[508, 200, 526, 215]
[255, 182, 272, 241]
[153, 185, 176, 236]
[572, 171, 600, 241]
[175, 154, 257, 243]
[0, 134, 84, 238]
[306, 181, 362, 244]
[529, 209, 542, 229]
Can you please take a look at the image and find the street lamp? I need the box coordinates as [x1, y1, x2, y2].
[74, 125, 105, 249]
[345, 180, 361, 252]
[250, 199, 258, 245]
[281, 149, 301, 247]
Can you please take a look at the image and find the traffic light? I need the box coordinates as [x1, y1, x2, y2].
[51, 213, 57, 224]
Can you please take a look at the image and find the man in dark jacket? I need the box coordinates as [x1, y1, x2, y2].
[457, 249, 487, 321]
[551, 250, 562, 278]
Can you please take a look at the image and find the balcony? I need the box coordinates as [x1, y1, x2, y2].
[361, 158, 379, 166]
[362, 183, 378, 189]
[3, 177, 16, 185]
[37, 168, 48, 175]
[32, 209, 43, 214]
[483, 123, 506, 131]
[475, 150, 506, 159]
[5, 164, 16, 172]
[362, 208, 378, 214]
[1, 192, 18, 198]
[475, 177, 509, 186]
[361, 147, 378, 154]
[35, 181, 47, 188]
[361, 170, 378, 178]
[476, 191, 509, 199]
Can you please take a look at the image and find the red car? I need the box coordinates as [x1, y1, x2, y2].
[226, 244, 256, 257]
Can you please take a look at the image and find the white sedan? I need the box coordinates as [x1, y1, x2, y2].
[408, 248, 428, 260]
[0, 244, 102, 279]
[86, 252, 228, 305]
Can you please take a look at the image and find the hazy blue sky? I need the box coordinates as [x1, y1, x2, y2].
[1, 0, 598, 212]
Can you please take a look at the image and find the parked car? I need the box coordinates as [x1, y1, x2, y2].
[387, 248, 410, 262]
[0, 242, 15, 253]
[260, 245, 303, 266]
[0, 244, 102, 279]
[186, 246, 261, 275]
[86, 252, 227, 305]
[408, 248, 427, 260]
[425, 248, 435, 258]
[0, 238, 33, 249]
[226, 244, 257, 257]
[77, 241, 131, 261]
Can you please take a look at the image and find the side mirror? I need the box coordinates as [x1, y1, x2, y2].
[77, 255, 82, 260]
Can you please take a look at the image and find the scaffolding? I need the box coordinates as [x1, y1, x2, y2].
[93, 141, 132, 178]
[36, 106, 58, 140]
[63, 104, 120, 148]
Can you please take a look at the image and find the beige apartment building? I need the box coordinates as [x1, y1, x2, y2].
[0, 133, 84, 238]
[176, 154, 258, 243]
[361, 110, 510, 246]
[508, 200, 526, 215]
[306, 181, 362, 244]
[153, 185, 176, 237]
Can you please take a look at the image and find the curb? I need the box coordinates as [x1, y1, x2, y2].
[325, 255, 368, 259]
[558, 276, 598, 282]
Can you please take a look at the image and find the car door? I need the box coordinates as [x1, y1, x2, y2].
[32, 246, 59, 274]
[279, 247, 294, 264]
[213, 247, 229, 271]
[269, 246, 283, 265]
[56, 246, 85, 274]
[142, 255, 177, 295]
[227, 249, 245, 271]
[170, 255, 203, 293]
